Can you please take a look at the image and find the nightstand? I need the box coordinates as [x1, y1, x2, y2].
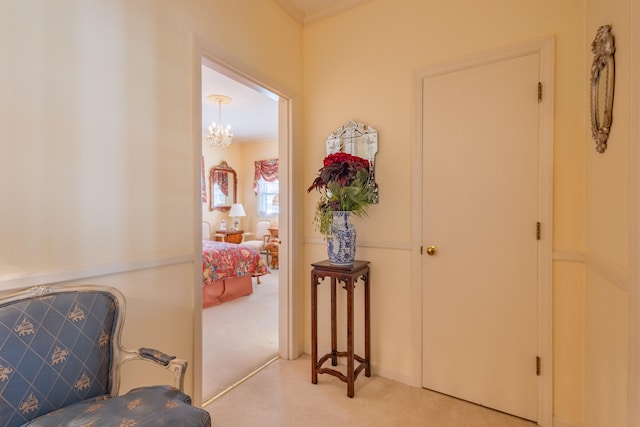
[215, 229, 244, 244]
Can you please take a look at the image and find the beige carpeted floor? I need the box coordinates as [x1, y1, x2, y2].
[204, 355, 536, 427]
[202, 269, 279, 401]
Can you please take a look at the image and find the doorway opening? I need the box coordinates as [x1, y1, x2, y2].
[193, 47, 291, 406]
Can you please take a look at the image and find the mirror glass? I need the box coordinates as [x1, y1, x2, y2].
[326, 120, 379, 203]
[209, 161, 237, 212]
[596, 65, 608, 127]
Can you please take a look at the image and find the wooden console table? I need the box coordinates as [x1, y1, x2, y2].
[215, 229, 244, 244]
[311, 260, 370, 398]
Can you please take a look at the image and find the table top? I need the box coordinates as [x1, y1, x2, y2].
[311, 260, 370, 273]
[216, 229, 244, 234]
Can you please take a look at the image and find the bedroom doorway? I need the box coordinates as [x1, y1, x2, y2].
[199, 58, 284, 404]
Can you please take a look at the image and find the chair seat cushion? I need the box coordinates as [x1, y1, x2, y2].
[22, 385, 211, 427]
[241, 240, 263, 251]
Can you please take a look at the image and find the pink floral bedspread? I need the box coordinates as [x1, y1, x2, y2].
[202, 241, 269, 287]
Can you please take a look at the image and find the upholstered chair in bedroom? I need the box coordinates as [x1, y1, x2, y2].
[203, 221, 212, 240]
[241, 220, 271, 257]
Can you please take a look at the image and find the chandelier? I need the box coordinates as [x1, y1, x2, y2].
[206, 94, 233, 148]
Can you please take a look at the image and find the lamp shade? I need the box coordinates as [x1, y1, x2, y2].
[229, 203, 246, 217]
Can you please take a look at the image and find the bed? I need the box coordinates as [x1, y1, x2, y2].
[202, 240, 269, 308]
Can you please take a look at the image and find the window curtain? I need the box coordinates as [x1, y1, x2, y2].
[253, 159, 279, 195]
[212, 170, 229, 196]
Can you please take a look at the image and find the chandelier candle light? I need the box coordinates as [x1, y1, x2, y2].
[207, 94, 233, 148]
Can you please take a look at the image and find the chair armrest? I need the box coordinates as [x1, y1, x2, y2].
[139, 347, 176, 366]
[120, 347, 187, 392]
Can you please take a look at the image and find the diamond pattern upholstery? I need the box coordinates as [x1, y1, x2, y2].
[21, 385, 210, 427]
[0, 285, 211, 427]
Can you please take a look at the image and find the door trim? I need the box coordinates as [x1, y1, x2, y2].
[190, 33, 300, 407]
[630, 0, 640, 424]
[410, 37, 554, 426]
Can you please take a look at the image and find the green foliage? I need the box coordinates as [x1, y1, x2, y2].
[312, 168, 376, 236]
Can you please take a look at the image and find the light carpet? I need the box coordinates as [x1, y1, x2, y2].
[202, 270, 279, 401]
[204, 355, 536, 427]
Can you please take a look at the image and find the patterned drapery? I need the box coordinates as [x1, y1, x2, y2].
[212, 170, 229, 196]
[253, 158, 279, 194]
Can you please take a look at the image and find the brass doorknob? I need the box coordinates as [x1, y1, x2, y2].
[426, 245, 437, 256]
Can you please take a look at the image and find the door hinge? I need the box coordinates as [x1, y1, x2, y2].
[536, 222, 541, 240]
[536, 356, 541, 376]
[537, 82, 542, 102]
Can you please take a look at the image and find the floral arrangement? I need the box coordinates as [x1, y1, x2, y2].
[307, 152, 377, 236]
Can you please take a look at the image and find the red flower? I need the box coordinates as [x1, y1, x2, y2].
[323, 152, 369, 168]
[307, 153, 370, 193]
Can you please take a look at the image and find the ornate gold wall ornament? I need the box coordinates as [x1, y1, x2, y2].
[590, 25, 615, 153]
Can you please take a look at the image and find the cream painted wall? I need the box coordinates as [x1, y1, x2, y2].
[3, 0, 633, 423]
[302, 0, 586, 424]
[584, 0, 632, 425]
[0, 0, 303, 403]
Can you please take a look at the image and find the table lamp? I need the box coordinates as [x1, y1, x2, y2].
[229, 203, 246, 230]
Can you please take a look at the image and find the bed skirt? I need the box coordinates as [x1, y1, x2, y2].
[202, 275, 253, 308]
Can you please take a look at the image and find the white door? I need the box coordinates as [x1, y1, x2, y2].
[422, 53, 540, 421]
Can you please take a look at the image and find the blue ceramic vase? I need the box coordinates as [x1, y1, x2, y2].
[327, 211, 356, 265]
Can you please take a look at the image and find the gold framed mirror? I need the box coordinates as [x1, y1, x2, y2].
[590, 25, 615, 153]
[209, 160, 237, 212]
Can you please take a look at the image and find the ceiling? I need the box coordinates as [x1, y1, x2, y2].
[201, 0, 368, 146]
[201, 64, 279, 145]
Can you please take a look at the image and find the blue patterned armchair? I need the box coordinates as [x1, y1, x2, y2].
[0, 284, 211, 427]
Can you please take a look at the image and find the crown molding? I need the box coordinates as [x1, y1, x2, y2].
[273, 0, 305, 25]
[274, 0, 370, 26]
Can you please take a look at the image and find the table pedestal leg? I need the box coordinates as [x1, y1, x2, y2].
[310, 260, 370, 398]
[311, 270, 318, 384]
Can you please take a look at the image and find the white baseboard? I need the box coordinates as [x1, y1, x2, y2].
[372, 366, 416, 388]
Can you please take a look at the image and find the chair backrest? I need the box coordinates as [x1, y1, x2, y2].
[254, 220, 271, 240]
[202, 221, 211, 240]
[0, 285, 122, 426]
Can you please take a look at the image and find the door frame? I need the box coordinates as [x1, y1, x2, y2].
[410, 37, 555, 426]
[630, 1, 640, 425]
[190, 33, 300, 406]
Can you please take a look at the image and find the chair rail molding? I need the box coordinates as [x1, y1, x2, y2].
[0, 254, 194, 290]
